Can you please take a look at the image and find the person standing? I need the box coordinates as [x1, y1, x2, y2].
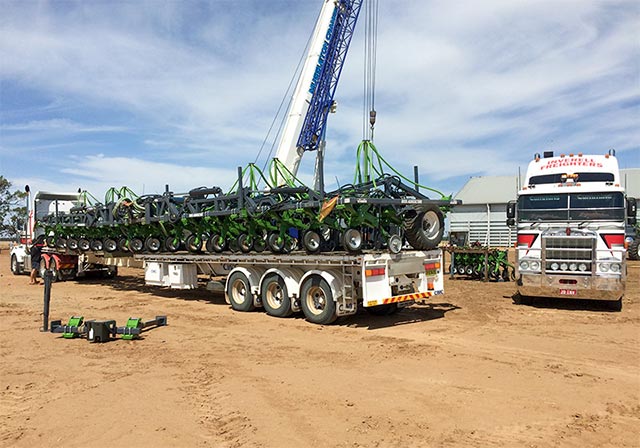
[29, 236, 44, 285]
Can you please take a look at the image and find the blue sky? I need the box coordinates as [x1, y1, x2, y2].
[1, 0, 638, 201]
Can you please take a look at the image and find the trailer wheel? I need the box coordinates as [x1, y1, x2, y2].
[104, 238, 118, 253]
[300, 276, 337, 324]
[629, 239, 639, 261]
[11, 255, 22, 275]
[145, 236, 162, 253]
[40, 258, 59, 282]
[253, 236, 267, 253]
[129, 237, 144, 253]
[267, 233, 286, 253]
[118, 237, 130, 252]
[404, 205, 444, 250]
[55, 237, 68, 250]
[261, 273, 293, 317]
[226, 272, 255, 312]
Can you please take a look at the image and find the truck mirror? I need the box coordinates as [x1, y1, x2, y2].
[628, 197, 637, 226]
[506, 201, 516, 221]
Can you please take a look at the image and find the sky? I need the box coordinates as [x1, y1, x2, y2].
[0, 0, 638, 202]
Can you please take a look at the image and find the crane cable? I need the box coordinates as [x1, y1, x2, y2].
[362, 0, 379, 141]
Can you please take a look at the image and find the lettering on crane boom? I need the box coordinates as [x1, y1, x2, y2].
[309, 8, 338, 95]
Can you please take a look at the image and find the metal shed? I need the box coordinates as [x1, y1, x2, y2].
[448, 168, 639, 248]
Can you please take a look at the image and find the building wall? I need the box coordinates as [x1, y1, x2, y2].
[448, 203, 515, 248]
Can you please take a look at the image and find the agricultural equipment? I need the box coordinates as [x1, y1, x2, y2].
[35, 0, 456, 256]
[50, 316, 167, 343]
[447, 244, 514, 282]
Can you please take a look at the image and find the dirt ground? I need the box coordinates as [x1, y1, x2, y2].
[0, 251, 638, 448]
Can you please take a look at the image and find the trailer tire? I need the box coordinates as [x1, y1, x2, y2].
[11, 255, 22, 275]
[78, 238, 91, 252]
[164, 236, 181, 252]
[67, 237, 79, 251]
[208, 234, 226, 253]
[342, 228, 363, 252]
[226, 272, 255, 312]
[261, 273, 293, 317]
[404, 205, 444, 250]
[629, 239, 639, 261]
[300, 276, 337, 324]
[145, 236, 162, 253]
[90, 239, 103, 252]
[267, 233, 286, 253]
[185, 234, 203, 253]
[302, 231, 321, 253]
[237, 234, 253, 253]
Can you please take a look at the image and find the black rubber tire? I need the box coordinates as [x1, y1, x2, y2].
[299, 276, 337, 325]
[365, 303, 399, 316]
[404, 204, 445, 250]
[46, 236, 56, 247]
[342, 228, 363, 253]
[185, 234, 203, 253]
[226, 272, 255, 312]
[145, 236, 162, 253]
[55, 237, 67, 250]
[164, 236, 181, 252]
[208, 234, 226, 253]
[629, 239, 639, 261]
[260, 273, 292, 317]
[67, 237, 79, 251]
[78, 238, 91, 252]
[90, 239, 103, 252]
[253, 236, 267, 253]
[237, 234, 253, 253]
[302, 231, 321, 253]
[104, 238, 118, 253]
[267, 233, 285, 254]
[118, 237, 130, 252]
[129, 237, 144, 253]
[11, 255, 22, 275]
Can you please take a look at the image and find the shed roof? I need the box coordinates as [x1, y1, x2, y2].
[454, 169, 639, 205]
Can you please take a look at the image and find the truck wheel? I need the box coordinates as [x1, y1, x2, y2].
[300, 276, 337, 324]
[11, 255, 22, 275]
[226, 272, 255, 312]
[104, 238, 118, 253]
[261, 273, 293, 317]
[404, 205, 444, 250]
[629, 239, 639, 261]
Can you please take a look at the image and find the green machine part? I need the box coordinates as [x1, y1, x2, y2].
[122, 317, 143, 340]
[63, 316, 84, 339]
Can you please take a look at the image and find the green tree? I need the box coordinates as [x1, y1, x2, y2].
[0, 176, 28, 238]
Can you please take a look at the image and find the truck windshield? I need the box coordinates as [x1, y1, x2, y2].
[518, 192, 625, 222]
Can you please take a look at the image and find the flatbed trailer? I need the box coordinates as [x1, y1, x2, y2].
[135, 249, 444, 324]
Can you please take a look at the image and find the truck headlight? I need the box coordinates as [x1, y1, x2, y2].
[530, 261, 540, 270]
[569, 263, 577, 271]
[560, 263, 568, 271]
[551, 262, 559, 271]
[519, 260, 529, 270]
[610, 263, 621, 273]
[578, 263, 588, 272]
[599, 263, 610, 272]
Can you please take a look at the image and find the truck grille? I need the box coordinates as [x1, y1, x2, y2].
[543, 235, 595, 274]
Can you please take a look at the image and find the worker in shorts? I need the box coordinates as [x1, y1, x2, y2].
[29, 236, 45, 285]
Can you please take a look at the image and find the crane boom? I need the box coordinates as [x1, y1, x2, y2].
[273, 0, 363, 184]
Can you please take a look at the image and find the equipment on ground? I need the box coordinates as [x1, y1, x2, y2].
[50, 316, 167, 342]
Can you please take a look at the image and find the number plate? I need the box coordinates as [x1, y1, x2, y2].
[559, 289, 577, 296]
